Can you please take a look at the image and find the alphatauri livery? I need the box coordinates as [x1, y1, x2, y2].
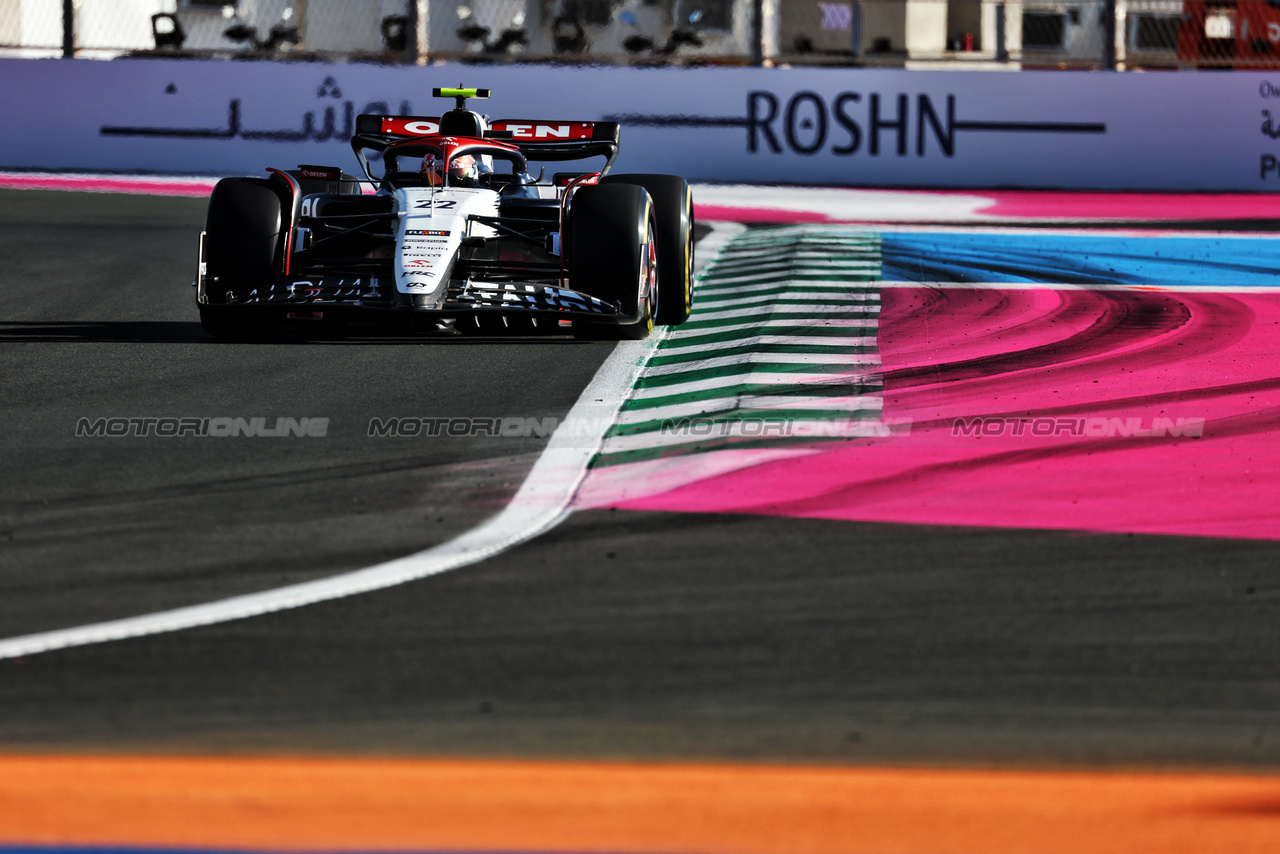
[194, 88, 694, 340]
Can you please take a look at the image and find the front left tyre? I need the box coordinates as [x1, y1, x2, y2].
[569, 183, 659, 340]
[601, 173, 694, 326]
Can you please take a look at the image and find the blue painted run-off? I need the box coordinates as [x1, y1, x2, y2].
[880, 231, 1280, 287]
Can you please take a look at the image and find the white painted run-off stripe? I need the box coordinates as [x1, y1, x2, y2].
[630, 371, 878, 399]
[700, 270, 878, 287]
[672, 319, 880, 335]
[658, 335, 876, 354]
[708, 256, 880, 269]
[691, 304, 880, 322]
[695, 295, 879, 312]
[642, 351, 880, 377]
[599, 417, 892, 454]
[698, 287, 880, 301]
[706, 252, 878, 264]
[616, 395, 883, 425]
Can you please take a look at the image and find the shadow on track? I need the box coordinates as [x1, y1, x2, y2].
[0, 321, 208, 343]
[0, 320, 594, 346]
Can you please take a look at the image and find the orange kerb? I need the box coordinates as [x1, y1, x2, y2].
[0, 755, 1277, 854]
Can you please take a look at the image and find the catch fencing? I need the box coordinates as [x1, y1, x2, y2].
[0, 0, 1274, 68]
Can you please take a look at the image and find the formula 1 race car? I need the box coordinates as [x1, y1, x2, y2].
[194, 87, 694, 340]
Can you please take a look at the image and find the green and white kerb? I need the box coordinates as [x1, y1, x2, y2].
[594, 225, 886, 467]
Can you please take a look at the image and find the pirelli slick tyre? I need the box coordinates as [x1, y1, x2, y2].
[202, 177, 288, 302]
[569, 183, 658, 341]
[601, 173, 693, 326]
[199, 177, 288, 340]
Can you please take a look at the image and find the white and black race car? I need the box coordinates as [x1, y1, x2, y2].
[195, 87, 694, 340]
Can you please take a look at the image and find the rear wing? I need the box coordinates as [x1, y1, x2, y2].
[489, 120, 620, 145]
[352, 114, 620, 167]
[355, 114, 618, 143]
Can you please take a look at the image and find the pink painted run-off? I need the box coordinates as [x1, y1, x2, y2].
[585, 287, 1280, 541]
[696, 205, 833, 224]
[696, 190, 1280, 223]
[0, 172, 218, 196]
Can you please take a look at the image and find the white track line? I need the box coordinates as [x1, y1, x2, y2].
[0, 222, 745, 661]
[0, 339, 655, 660]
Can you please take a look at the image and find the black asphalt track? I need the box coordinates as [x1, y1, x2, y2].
[0, 189, 611, 636]
[2, 190, 1279, 770]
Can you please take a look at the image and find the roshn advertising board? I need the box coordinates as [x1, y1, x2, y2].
[1, 57, 1279, 191]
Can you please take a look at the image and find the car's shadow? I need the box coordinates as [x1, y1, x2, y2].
[0, 321, 210, 344]
[0, 320, 592, 346]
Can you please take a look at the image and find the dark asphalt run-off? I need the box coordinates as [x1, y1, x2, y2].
[1, 189, 1278, 770]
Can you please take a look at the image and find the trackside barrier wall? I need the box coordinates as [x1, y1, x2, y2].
[3, 57, 1280, 191]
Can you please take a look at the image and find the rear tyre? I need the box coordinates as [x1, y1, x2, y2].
[601, 173, 694, 326]
[199, 177, 289, 340]
[569, 183, 658, 341]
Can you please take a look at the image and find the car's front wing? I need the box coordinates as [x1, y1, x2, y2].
[213, 277, 638, 327]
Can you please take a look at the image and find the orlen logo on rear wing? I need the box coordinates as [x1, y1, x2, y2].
[377, 117, 440, 136]
[356, 115, 619, 144]
[490, 121, 595, 141]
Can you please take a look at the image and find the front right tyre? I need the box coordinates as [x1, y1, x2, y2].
[198, 177, 289, 340]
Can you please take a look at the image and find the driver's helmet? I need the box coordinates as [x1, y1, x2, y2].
[449, 154, 478, 186]
[421, 153, 446, 187]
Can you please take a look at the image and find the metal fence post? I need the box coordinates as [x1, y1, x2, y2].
[751, 0, 765, 65]
[296, 0, 309, 49]
[851, 1, 863, 60]
[404, 0, 418, 64]
[1104, 0, 1117, 69]
[417, 0, 428, 62]
[995, 3, 1007, 62]
[61, 0, 74, 58]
